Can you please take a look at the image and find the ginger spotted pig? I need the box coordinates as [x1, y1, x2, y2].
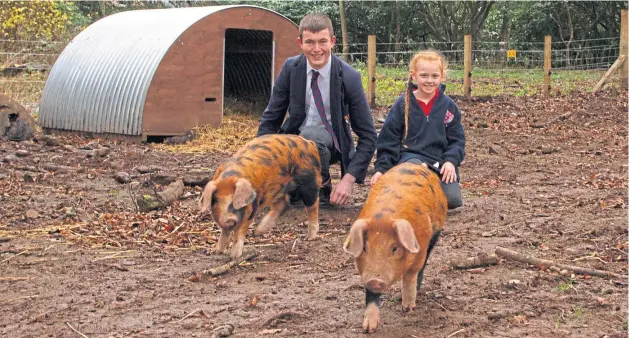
[199, 134, 322, 259]
[343, 162, 447, 333]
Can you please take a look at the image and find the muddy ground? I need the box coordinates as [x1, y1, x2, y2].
[1, 91, 627, 338]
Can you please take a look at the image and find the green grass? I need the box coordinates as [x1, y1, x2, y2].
[556, 277, 576, 292]
[0, 72, 47, 105]
[356, 65, 613, 107]
[572, 305, 586, 320]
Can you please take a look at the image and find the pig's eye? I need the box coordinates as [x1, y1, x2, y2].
[392, 246, 398, 254]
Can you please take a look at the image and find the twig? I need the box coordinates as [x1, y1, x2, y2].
[0, 276, 30, 281]
[92, 250, 136, 262]
[148, 172, 167, 206]
[573, 253, 607, 263]
[126, 178, 140, 213]
[211, 324, 235, 338]
[2, 295, 39, 304]
[203, 251, 258, 277]
[259, 310, 305, 328]
[290, 239, 298, 252]
[1, 250, 28, 264]
[447, 328, 465, 337]
[66, 321, 89, 338]
[42, 163, 78, 173]
[177, 308, 203, 323]
[530, 111, 575, 128]
[495, 246, 625, 279]
[450, 253, 498, 269]
[170, 222, 186, 234]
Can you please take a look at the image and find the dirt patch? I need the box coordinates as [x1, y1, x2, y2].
[1, 90, 627, 337]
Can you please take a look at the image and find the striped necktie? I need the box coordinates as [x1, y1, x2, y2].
[311, 70, 340, 152]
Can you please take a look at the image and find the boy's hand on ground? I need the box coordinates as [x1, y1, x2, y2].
[370, 172, 383, 187]
[330, 174, 356, 205]
[440, 162, 457, 184]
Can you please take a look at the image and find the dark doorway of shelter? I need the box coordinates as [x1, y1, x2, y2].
[223, 28, 273, 118]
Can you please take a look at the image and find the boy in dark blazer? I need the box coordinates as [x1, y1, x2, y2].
[257, 13, 377, 207]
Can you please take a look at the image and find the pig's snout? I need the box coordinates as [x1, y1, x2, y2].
[221, 217, 238, 229]
[365, 278, 388, 293]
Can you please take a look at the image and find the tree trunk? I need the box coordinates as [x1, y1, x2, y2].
[394, 1, 401, 53]
[499, 6, 510, 46]
[565, 2, 574, 68]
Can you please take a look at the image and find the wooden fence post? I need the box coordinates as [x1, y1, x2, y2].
[339, 0, 349, 61]
[367, 35, 376, 107]
[463, 35, 472, 98]
[544, 35, 552, 96]
[620, 9, 628, 90]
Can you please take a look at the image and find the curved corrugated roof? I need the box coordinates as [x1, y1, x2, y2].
[39, 5, 293, 136]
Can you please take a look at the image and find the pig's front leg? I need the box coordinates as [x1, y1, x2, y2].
[230, 220, 250, 259]
[401, 271, 419, 312]
[215, 228, 232, 254]
[304, 198, 320, 240]
[255, 198, 286, 236]
[363, 288, 381, 333]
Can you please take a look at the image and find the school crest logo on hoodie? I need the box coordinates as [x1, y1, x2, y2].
[444, 110, 454, 124]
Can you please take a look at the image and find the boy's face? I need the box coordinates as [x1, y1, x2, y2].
[411, 60, 444, 98]
[298, 28, 335, 70]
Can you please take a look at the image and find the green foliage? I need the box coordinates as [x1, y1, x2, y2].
[0, 1, 72, 41]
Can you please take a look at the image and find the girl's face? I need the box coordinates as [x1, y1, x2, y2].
[411, 59, 444, 98]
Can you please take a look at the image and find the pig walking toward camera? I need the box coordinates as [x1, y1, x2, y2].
[199, 134, 322, 259]
[343, 162, 447, 333]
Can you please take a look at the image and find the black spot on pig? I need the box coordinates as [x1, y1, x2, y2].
[249, 144, 272, 152]
[260, 156, 272, 166]
[399, 168, 415, 175]
[221, 170, 241, 178]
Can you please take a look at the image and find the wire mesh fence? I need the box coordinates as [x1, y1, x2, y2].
[336, 37, 621, 71]
[0, 36, 622, 75]
[0, 37, 620, 103]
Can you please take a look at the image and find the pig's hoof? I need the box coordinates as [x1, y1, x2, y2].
[401, 303, 416, 312]
[254, 227, 268, 236]
[305, 233, 318, 241]
[230, 247, 244, 260]
[255, 222, 274, 236]
[363, 304, 380, 333]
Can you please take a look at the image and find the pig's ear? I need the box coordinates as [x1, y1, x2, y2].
[393, 219, 420, 253]
[199, 181, 217, 213]
[233, 178, 257, 209]
[344, 219, 368, 257]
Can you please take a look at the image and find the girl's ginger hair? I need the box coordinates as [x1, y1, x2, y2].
[402, 50, 448, 145]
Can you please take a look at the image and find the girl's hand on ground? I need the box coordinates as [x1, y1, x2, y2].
[440, 162, 457, 184]
[370, 172, 383, 187]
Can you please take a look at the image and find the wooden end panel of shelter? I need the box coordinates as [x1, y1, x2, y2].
[142, 7, 300, 137]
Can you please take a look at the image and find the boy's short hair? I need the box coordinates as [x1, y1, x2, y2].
[299, 13, 334, 39]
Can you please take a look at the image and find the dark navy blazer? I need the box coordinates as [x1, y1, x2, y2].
[257, 54, 377, 184]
